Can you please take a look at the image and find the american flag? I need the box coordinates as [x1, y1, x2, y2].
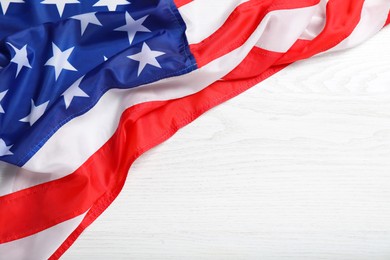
[0, 0, 389, 259]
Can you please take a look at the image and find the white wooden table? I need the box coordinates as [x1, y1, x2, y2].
[63, 27, 390, 259]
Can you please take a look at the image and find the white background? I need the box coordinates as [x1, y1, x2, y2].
[64, 27, 390, 259]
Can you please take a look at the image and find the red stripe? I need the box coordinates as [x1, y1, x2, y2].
[385, 11, 390, 26]
[0, 47, 283, 245]
[276, 0, 365, 65]
[189, 0, 320, 68]
[174, 0, 192, 8]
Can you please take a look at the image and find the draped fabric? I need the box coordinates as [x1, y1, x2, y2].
[0, 0, 389, 258]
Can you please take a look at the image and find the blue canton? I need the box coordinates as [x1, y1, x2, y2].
[0, 0, 197, 165]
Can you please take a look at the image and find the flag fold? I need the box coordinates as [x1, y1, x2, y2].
[0, 0, 389, 259]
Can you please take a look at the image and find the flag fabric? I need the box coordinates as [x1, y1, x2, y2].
[0, 0, 389, 258]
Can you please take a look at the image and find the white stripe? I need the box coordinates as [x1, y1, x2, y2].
[180, 0, 326, 50]
[255, 3, 321, 52]
[0, 3, 360, 194]
[298, 0, 327, 40]
[178, 0, 249, 44]
[328, 0, 390, 52]
[0, 161, 52, 196]
[0, 212, 86, 260]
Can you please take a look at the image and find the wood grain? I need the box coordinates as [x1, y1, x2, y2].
[63, 27, 390, 259]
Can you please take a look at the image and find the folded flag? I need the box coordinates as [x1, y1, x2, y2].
[0, 0, 389, 259]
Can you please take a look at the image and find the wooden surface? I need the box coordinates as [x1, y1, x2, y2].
[63, 27, 390, 259]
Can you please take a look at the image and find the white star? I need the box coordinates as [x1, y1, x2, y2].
[45, 43, 77, 81]
[127, 43, 165, 76]
[7, 43, 32, 77]
[0, 0, 24, 15]
[115, 12, 150, 45]
[40, 0, 80, 17]
[0, 90, 7, 113]
[93, 0, 130, 11]
[19, 99, 49, 126]
[0, 138, 12, 157]
[62, 76, 89, 109]
[71, 12, 102, 36]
